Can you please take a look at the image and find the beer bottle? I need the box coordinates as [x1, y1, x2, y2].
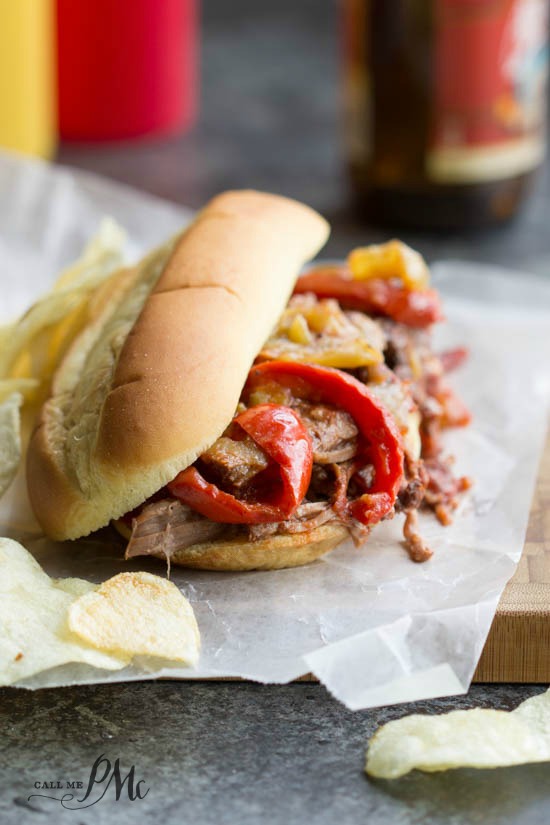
[344, 0, 549, 229]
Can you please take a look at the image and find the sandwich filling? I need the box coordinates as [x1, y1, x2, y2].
[123, 241, 471, 565]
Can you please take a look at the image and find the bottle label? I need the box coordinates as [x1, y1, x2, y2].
[427, 0, 548, 183]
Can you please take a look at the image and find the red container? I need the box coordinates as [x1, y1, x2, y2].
[57, 0, 197, 141]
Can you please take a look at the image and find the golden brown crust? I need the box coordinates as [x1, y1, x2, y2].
[167, 524, 349, 570]
[97, 191, 329, 470]
[27, 191, 330, 540]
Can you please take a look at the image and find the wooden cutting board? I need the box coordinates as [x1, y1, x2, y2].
[474, 428, 550, 683]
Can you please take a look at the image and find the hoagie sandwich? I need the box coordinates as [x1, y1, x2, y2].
[27, 191, 470, 570]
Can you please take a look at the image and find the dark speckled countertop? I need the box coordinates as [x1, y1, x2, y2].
[2, 1, 550, 823]
[3, 684, 550, 824]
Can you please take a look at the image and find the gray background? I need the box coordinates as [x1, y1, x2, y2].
[2, 1, 550, 823]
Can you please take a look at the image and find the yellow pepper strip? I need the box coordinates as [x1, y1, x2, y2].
[347, 240, 430, 291]
[264, 294, 385, 369]
[261, 340, 383, 369]
[287, 313, 313, 345]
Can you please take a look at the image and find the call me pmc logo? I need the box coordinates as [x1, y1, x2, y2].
[28, 755, 149, 809]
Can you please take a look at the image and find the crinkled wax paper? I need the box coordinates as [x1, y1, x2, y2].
[1, 151, 549, 709]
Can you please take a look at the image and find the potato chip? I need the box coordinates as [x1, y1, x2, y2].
[0, 540, 201, 685]
[68, 571, 201, 666]
[53, 577, 99, 598]
[0, 534, 52, 589]
[53, 217, 126, 291]
[0, 379, 41, 498]
[0, 220, 126, 498]
[0, 539, 129, 684]
[0, 377, 40, 404]
[365, 689, 550, 779]
[0, 393, 24, 499]
[0, 217, 125, 380]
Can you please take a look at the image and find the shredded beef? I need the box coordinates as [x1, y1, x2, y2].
[347, 464, 376, 499]
[332, 460, 355, 512]
[125, 499, 230, 565]
[307, 460, 362, 510]
[247, 501, 336, 541]
[295, 401, 358, 464]
[397, 477, 425, 512]
[381, 321, 432, 379]
[308, 464, 335, 500]
[346, 518, 371, 547]
[395, 456, 428, 513]
[423, 456, 472, 525]
[381, 321, 470, 458]
[380, 317, 471, 533]
[403, 510, 433, 562]
[199, 434, 270, 492]
[417, 395, 443, 458]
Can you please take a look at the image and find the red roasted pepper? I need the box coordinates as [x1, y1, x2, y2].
[168, 404, 313, 523]
[294, 266, 443, 328]
[245, 361, 404, 526]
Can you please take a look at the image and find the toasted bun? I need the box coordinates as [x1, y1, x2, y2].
[118, 520, 349, 571]
[27, 191, 330, 541]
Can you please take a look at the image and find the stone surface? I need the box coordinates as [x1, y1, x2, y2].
[2, 683, 550, 825]
[2, 1, 549, 823]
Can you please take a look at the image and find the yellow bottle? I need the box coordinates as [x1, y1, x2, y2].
[0, 0, 56, 159]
